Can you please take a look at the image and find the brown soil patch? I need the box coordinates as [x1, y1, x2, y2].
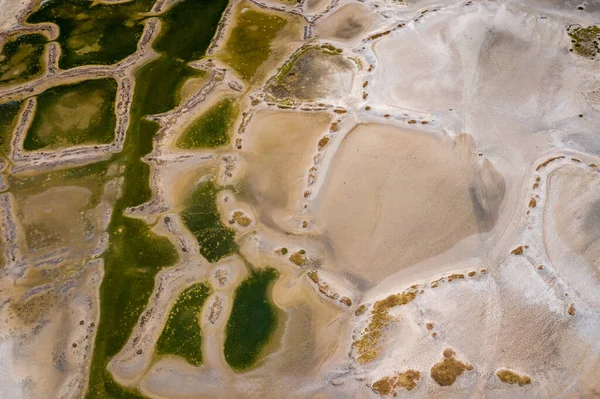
[511, 246, 524, 255]
[230, 210, 252, 227]
[372, 370, 421, 395]
[430, 349, 473, 386]
[352, 291, 417, 363]
[496, 369, 531, 386]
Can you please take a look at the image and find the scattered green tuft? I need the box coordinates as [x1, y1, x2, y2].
[567, 25, 600, 58]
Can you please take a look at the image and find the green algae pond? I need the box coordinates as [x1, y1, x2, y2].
[0, 100, 22, 158]
[224, 267, 280, 370]
[181, 181, 238, 263]
[155, 283, 211, 366]
[221, 7, 287, 80]
[27, 0, 233, 69]
[84, 0, 230, 396]
[177, 98, 238, 149]
[27, 0, 155, 69]
[24, 78, 117, 150]
[0, 34, 47, 86]
[18, 0, 286, 394]
[9, 159, 110, 201]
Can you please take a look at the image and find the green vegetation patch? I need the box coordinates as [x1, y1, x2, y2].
[222, 8, 287, 80]
[181, 181, 238, 263]
[0, 100, 22, 157]
[177, 98, 238, 149]
[156, 283, 211, 366]
[567, 24, 600, 58]
[88, 215, 179, 398]
[84, 0, 230, 395]
[0, 34, 47, 86]
[24, 78, 117, 150]
[27, 0, 155, 69]
[224, 267, 280, 370]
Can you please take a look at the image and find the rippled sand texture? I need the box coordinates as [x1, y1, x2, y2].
[1, 0, 600, 398]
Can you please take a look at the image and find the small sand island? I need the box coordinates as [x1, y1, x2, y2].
[1, 0, 600, 397]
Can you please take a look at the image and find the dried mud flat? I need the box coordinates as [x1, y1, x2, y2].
[1, 0, 600, 398]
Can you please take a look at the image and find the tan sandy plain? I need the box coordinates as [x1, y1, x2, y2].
[312, 124, 504, 283]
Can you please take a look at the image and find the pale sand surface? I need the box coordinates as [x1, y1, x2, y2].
[239, 109, 332, 230]
[0, 0, 31, 31]
[314, 3, 378, 43]
[544, 165, 600, 304]
[312, 124, 504, 283]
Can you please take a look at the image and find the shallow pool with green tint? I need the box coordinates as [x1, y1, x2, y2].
[84, 0, 230, 395]
[0, 100, 22, 157]
[87, 213, 179, 398]
[9, 159, 111, 203]
[27, 0, 155, 69]
[156, 283, 211, 365]
[0, 34, 47, 86]
[224, 267, 280, 370]
[154, 0, 232, 61]
[181, 181, 238, 263]
[177, 98, 238, 149]
[222, 8, 287, 80]
[23, 78, 117, 151]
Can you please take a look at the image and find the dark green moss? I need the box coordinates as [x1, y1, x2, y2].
[155, 283, 211, 365]
[222, 9, 287, 80]
[177, 98, 238, 149]
[224, 267, 280, 370]
[181, 181, 238, 263]
[23, 78, 117, 150]
[0, 34, 47, 86]
[0, 100, 22, 157]
[27, 0, 155, 69]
